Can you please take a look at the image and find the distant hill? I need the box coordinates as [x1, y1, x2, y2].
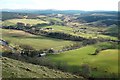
[1, 9, 85, 14]
[1, 12, 39, 21]
[76, 11, 118, 27]
[2, 10, 118, 27]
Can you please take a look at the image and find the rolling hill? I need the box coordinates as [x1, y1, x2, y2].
[2, 19, 48, 26]
[47, 43, 119, 78]
[2, 29, 76, 50]
[1, 10, 119, 79]
[2, 57, 83, 78]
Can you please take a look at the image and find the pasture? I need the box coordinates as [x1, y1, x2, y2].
[46, 17, 63, 22]
[2, 57, 81, 78]
[42, 25, 118, 40]
[2, 19, 118, 40]
[47, 43, 119, 78]
[2, 19, 48, 26]
[1, 10, 119, 79]
[1, 29, 76, 50]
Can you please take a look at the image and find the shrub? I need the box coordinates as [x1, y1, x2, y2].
[48, 48, 55, 53]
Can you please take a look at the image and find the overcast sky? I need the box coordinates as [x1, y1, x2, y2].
[0, 0, 119, 11]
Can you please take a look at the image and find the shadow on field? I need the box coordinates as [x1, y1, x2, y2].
[2, 53, 89, 79]
[2, 52, 119, 79]
[12, 35, 68, 42]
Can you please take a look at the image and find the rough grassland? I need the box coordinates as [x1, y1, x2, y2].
[2, 57, 83, 78]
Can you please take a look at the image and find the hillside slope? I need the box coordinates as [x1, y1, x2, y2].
[2, 57, 84, 78]
[47, 43, 119, 78]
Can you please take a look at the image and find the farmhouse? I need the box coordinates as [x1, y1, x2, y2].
[39, 53, 46, 57]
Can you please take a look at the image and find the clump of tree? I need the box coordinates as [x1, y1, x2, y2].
[19, 45, 37, 57]
[82, 39, 97, 45]
[45, 32, 86, 41]
[91, 42, 119, 55]
[19, 44, 56, 57]
[2, 50, 13, 56]
[34, 23, 50, 27]
[62, 43, 83, 52]
[48, 48, 55, 53]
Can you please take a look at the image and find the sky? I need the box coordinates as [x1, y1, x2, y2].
[0, 0, 119, 11]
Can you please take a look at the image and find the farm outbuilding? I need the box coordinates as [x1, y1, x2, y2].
[39, 53, 46, 57]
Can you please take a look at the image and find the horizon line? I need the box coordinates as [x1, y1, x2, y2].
[1, 8, 118, 12]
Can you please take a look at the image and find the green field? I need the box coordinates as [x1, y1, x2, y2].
[1, 17, 119, 78]
[45, 17, 63, 22]
[43, 25, 73, 33]
[2, 57, 82, 78]
[47, 43, 119, 78]
[2, 19, 48, 26]
[1, 29, 76, 50]
[37, 16, 63, 22]
[41, 25, 118, 40]
[2, 18, 118, 40]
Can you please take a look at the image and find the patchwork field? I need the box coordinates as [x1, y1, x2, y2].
[1, 11, 119, 79]
[2, 18, 118, 40]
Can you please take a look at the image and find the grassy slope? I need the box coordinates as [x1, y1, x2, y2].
[47, 43, 119, 78]
[2, 57, 83, 78]
[37, 16, 63, 22]
[43, 25, 73, 33]
[1, 29, 75, 50]
[46, 17, 63, 22]
[2, 19, 48, 26]
[2, 18, 117, 40]
[42, 25, 118, 40]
